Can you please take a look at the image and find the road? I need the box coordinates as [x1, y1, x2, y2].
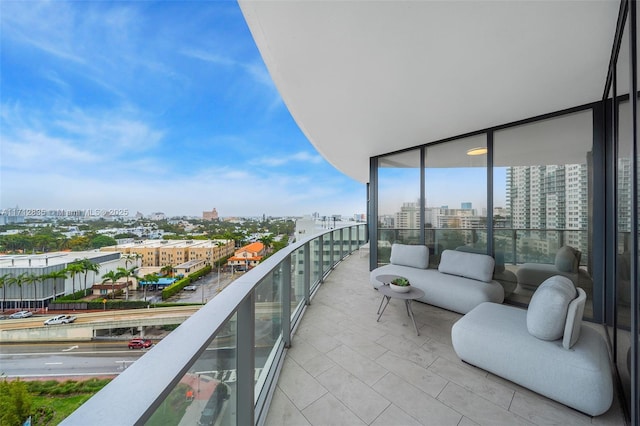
[0, 341, 270, 379]
[0, 341, 149, 378]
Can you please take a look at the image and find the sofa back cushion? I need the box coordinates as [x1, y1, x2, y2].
[563, 287, 587, 349]
[527, 275, 577, 341]
[555, 246, 581, 273]
[390, 244, 429, 269]
[438, 249, 495, 282]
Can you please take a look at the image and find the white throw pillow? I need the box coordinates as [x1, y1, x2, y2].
[563, 287, 587, 349]
[527, 275, 577, 341]
[389, 244, 429, 269]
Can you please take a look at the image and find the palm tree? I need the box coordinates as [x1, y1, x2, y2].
[22, 273, 38, 312]
[134, 273, 159, 302]
[46, 269, 68, 302]
[123, 253, 142, 269]
[160, 264, 174, 277]
[0, 273, 11, 312]
[117, 266, 137, 301]
[8, 272, 27, 310]
[102, 270, 124, 299]
[66, 261, 84, 296]
[79, 258, 101, 296]
[258, 234, 274, 253]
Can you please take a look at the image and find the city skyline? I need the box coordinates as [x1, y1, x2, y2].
[0, 1, 364, 218]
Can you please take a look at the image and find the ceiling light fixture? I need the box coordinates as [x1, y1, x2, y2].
[466, 147, 488, 156]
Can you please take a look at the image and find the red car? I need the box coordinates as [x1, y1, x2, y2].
[128, 338, 152, 349]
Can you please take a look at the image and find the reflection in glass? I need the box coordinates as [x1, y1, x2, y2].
[424, 135, 487, 269]
[144, 314, 237, 426]
[377, 149, 421, 264]
[494, 110, 594, 314]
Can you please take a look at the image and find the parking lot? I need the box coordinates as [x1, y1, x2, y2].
[169, 269, 241, 304]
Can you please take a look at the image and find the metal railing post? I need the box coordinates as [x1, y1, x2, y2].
[318, 235, 324, 282]
[304, 242, 311, 305]
[236, 293, 255, 426]
[282, 257, 291, 348]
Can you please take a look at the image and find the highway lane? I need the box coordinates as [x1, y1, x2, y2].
[0, 341, 151, 378]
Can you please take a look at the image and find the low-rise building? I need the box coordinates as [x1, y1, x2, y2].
[227, 242, 265, 271]
[101, 239, 235, 267]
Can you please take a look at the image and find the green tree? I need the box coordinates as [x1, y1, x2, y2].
[79, 258, 101, 296]
[258, 234, 274, 253]
[102, 270, 124, 299]
[116, 266, 137, 300]
[22, 273, 39, 311]
[8, 272, 28, 310]
[67, 235, 91, 251]
[0, 379, 32, 426]
[66, 262, 84, 296]
[0, 273, 11, 312]
[46, 269, 68, 301]
[160, 265, 174, 277]
[90, 235, 117, 249]
[135, 273, 159, 302]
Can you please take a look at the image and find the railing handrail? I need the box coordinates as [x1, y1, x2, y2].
[61, 223, 366, 425]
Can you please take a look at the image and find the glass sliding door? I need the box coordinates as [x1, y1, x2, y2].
[423, 135, 488, 269]
[376, 149, 421, 265]
[493, 110, 594, 314]
[614, 9, 633, 413]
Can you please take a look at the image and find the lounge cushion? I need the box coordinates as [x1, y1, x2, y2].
[555, 246, 581, 273]
[527, 276, 576, 341]
[390, 243, 429, 269]
[563, 287, 587, 349]
[438, 249, 494, 283]
[452, 302, 613, 416]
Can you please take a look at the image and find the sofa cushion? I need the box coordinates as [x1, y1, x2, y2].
[563, 287, 587, 349]
[455, 245, 505, 273]
[390, 243, 429, 269]
[438, 249, 495, 283]
[527, 275, 577, 341]
[555, 246, 581, 273]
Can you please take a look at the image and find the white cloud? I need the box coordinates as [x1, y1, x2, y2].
[250, 151, 323, 167]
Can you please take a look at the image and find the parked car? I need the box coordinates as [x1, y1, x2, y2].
[128, 338, 153, 349]
[9, 311, 33, 319]
[43, 314, 77, 325]
[183, 285, 197, 291]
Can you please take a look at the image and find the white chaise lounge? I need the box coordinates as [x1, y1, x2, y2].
[451, 276, 613, 416]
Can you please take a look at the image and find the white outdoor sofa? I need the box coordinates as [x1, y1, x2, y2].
[451, 276, 613, 416]
[370, 244, 504, 314]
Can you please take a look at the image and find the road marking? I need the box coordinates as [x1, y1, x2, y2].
[45, 362, 63, 365]
[62, 345, 79, 352]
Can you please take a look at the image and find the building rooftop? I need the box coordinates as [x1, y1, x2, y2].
[0, 250, 112, 269]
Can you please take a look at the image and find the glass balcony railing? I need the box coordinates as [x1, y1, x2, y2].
[376, 226, 590, 268]
[61, 223, 368, 426]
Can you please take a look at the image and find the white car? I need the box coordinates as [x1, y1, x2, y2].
[44, 314, 77, 325]
[183, 285, 197, 291]
[9, 311, 33, 319]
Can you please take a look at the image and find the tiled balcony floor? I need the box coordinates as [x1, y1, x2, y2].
[265, 252, 626, 426]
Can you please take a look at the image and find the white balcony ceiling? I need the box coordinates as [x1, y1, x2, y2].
[240, 0, 619, 183]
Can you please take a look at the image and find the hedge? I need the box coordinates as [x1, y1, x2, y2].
[161, 265, 212, 300]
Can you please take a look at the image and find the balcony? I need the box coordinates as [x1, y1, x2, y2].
[61, 222, 625, 425]
[264, 252, 625, 426]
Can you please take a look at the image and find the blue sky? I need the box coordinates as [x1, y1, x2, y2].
[0, 0, 365, 219]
